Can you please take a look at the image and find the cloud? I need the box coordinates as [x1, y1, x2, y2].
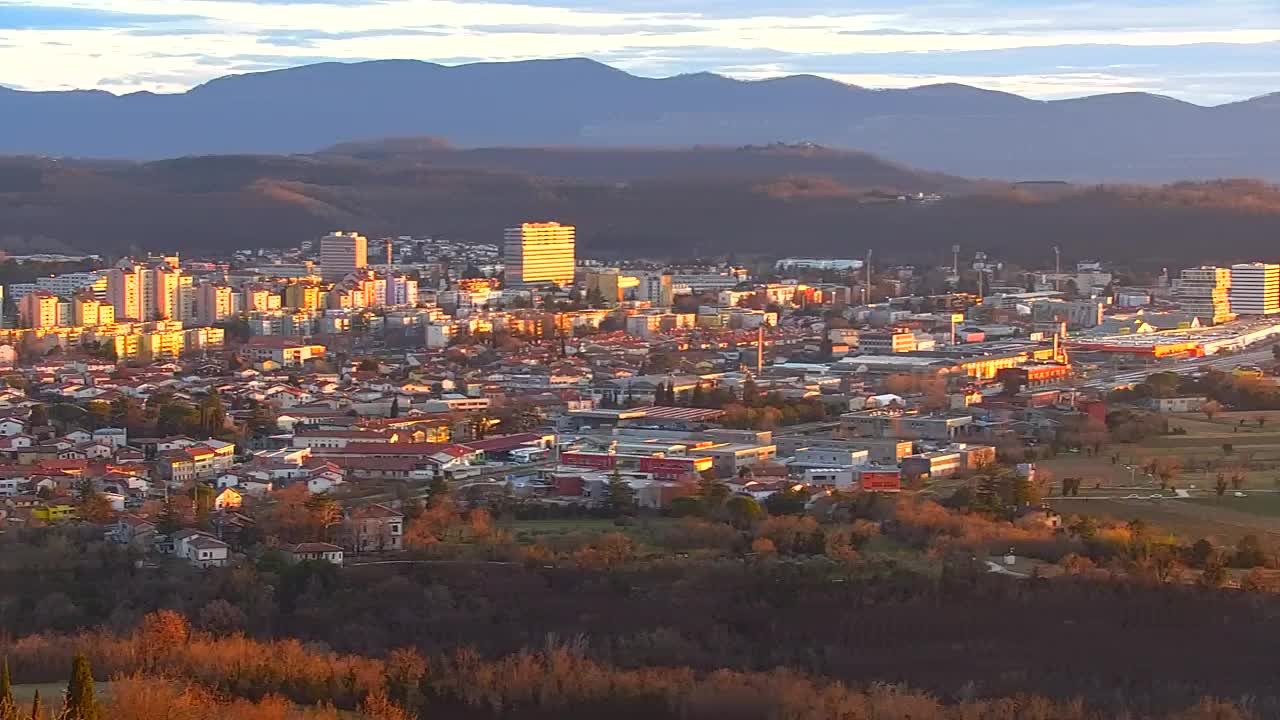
[255, 26, 451, 47]
[838, 29, 950, 36]
[0, 5, 206, 30]
[467, 23, 704, 35]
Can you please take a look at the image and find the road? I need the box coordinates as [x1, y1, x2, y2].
[1076, 347, 1276, 392]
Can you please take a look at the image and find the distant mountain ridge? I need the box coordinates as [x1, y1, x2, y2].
[3, 57, 1280, 180]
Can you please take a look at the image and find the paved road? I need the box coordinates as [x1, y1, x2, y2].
[1077, 347, 1276, 392]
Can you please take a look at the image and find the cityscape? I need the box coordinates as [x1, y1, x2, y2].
[6, 4, 1280, 719]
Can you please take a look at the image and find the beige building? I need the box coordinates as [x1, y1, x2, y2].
[151, 265, 183, 321]
[19, 293, 59, 329]
[284, 282, 322, 311]
[197, 283, 234, 326]
[503, 222, 576, 288]
[107, 265, 143, 321]
[72, 295, 115, 327]
[320, 231, 368, 281]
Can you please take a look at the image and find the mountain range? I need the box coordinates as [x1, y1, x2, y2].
[4, 58, 1280, 181]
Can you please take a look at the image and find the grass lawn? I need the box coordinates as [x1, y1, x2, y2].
[1185, 494, 1280, 518]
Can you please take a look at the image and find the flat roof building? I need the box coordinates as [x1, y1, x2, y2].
[320, 231, 368, 282]
[504, 222, 576, 288]
[1230, 263, 1280, 316]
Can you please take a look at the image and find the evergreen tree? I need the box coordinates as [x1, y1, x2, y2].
[63, 654, 98, 720]
[742, 377, 759, 407]
[389, 397, 401, 418]
[0, 658, 16, 720]
[156, 500, 182, 536]
[654, 382, 667, 405]
[696, 475, 730, 509]
[605, 468, 636, 516]
[690, 382, 706, 408]
[426, 476, 452, 509]
[27, 690, 38, 720]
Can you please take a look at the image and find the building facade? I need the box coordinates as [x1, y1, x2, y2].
[503, 222, 576, 288]
[1230, 263, 1280, 316]
[320, 231, 369, 281]
[1176, 266, 1235, 325]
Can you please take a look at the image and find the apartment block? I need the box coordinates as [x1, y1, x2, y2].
[1230, 263, 1280, 316]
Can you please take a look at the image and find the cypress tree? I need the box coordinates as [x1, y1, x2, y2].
[63, 655, 98, 720]
[28, 690, 38, 720]
[0, 658, 15, 720]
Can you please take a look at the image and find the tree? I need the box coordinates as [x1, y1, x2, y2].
[697, 476, 730, 509]
[1215, 473, 1229, 498]
[156, 500, 182, 536]
[199, 391, 227, 436]
[358, 359, 380, 372]
[1188, 539, 1217, 569]
[1234, 534, 1268, 568]
[63, 654, 99, 720]
[725, 495, 764, 529]
[27, 691, 39, 720]
[426, 475, 452, 509]
[0, 658, 15, 720]
[764, 486, 810, 516]
[690, 382, 706, 408]
[1200, 557, 1229, 589]
[1202, 400, 1224, 421]
[742, 377, 759, 407]
[28, 404, 48, 428]
[305, 494, 342, 542]
[605, 469, 636, 516]
[389, 397, 401, 418]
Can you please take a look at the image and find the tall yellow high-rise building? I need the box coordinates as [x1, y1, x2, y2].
[503, 222, 576, 288]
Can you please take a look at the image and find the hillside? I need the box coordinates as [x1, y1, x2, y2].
[3, 147, 1280, 265]
[4, 59, 1280, 181]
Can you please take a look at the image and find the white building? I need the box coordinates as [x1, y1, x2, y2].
[1230, 263, 1280, 316]
[776, 258, 864, 272]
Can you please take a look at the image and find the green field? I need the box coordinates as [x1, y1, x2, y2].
[1185, 494, 1280, 518]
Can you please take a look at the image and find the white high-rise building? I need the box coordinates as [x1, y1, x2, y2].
[1230, 263, 1280, 316]
[1175, 266, 1235, 325]
[320, 231, 368, 281]
[503, 222, 576, 288]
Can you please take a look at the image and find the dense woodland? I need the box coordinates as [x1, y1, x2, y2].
[6, 488, 1280, 718]
[4, 153, 1280, 266]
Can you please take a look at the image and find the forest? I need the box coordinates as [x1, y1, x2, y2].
[5, 487, 1280, 719]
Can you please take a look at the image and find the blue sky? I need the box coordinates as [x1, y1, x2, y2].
[2, 0, 1279, 102]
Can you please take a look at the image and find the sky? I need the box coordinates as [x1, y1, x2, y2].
[2, 0, 1280, 103]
